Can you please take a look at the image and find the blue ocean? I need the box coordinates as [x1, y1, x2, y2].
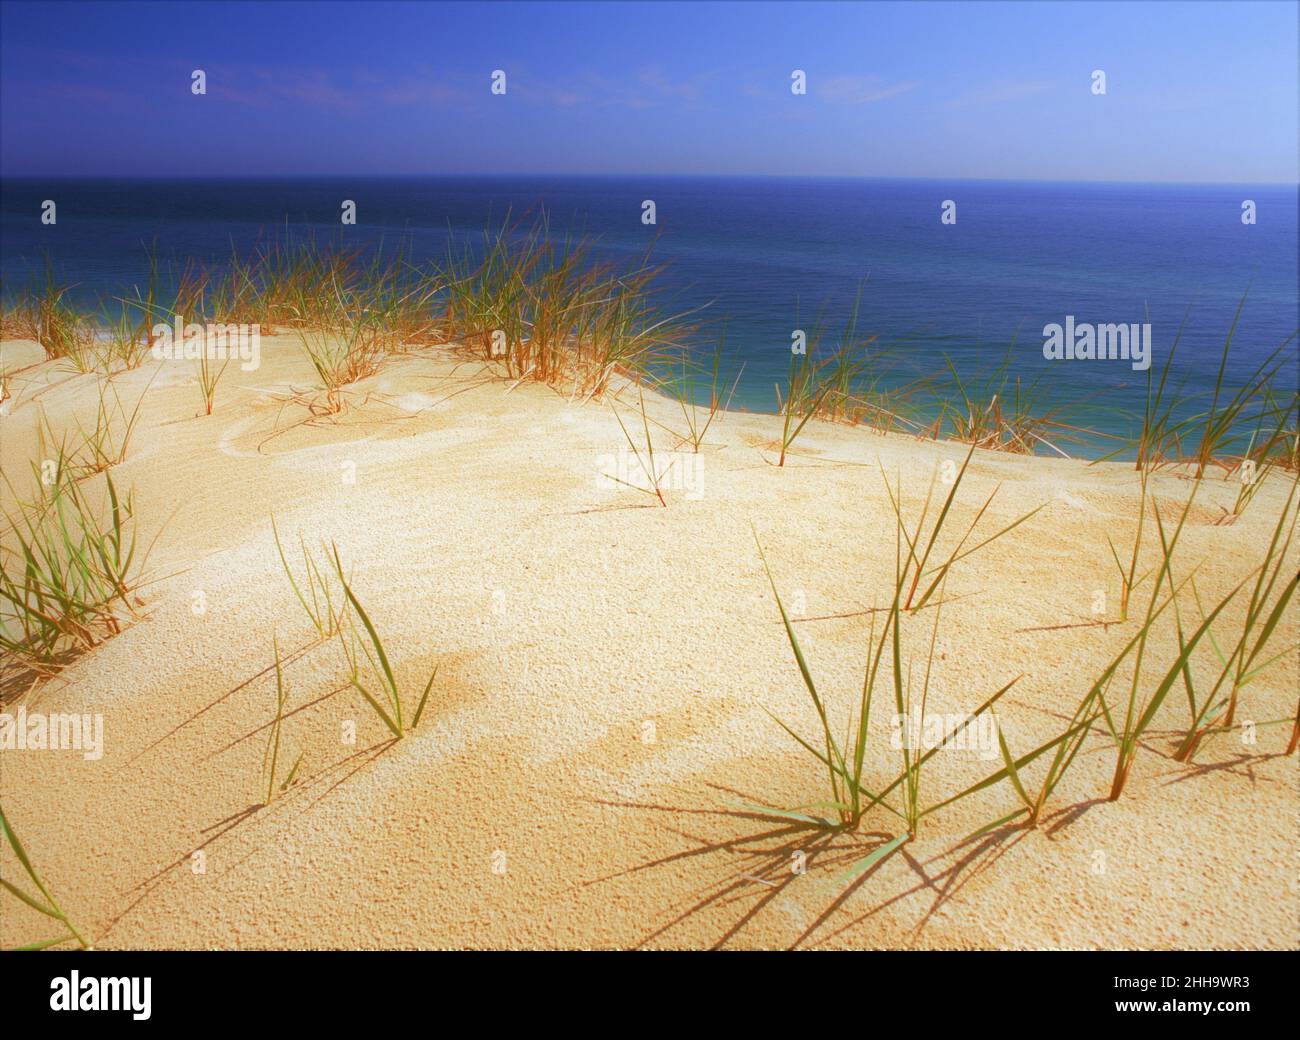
[2, 176, 1296, 456]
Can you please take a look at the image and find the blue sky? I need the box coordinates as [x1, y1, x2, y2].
[1, 0, 1296, 182]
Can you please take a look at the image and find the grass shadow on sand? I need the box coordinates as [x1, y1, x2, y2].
[589, 779, 1139, 949]
[584, 781, 926, 949]
[584, 790, 886, 949]
[98, 735, 401, 945]
[123, 636, 322, 769]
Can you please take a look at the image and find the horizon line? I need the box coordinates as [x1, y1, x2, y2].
[3, 171, 1298, 188]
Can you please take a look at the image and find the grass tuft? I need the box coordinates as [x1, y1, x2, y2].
[0, 804, 90, 950]
[261, 636, 303, 804]
[445, 219, 689, 400]
[937, 342, 1086, 458]
[1, 465, 148, 677]
[329, 542, 437, 740]
[36, 376, 151, 482]
[272, 516, 340, 641]
[609, 386, 673, 506]
[1171, 474, 1299, 760]
[773, 289, 871, 466]
[753, 461, 1029, 880]
[880, 442, 1043, 612]
[664, 331, 743, 453]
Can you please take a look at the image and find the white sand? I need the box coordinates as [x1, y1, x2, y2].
[1, 335, 1296, 949]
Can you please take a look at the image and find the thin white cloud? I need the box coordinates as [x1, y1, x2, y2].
[566, 67, 720, 109]
[947, 80, 1055, 108]
[816, 76, 918, 104]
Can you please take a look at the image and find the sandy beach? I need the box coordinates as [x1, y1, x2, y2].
[0, 332, 1296, 950]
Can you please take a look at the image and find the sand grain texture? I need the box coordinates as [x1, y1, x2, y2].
[1, 335, 1297, 949]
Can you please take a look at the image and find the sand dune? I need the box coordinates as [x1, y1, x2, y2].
[1, 335, 1296, 949]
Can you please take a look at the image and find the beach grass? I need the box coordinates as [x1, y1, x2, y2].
[1, 239, 1297, 949]
[93, 249, 164, 372]
[0, 465, 146, 676]
[0, 804, 90, 950]
[610, 385, 673, 506]
[6, 235, 1294, 474]
[1105, 471, 1150, 623]
[445, 220, 688, 400]
[329, 543, 436, 740]
[1227, 387, 1299, 516]
[754, 532, 887, 831]
[94, 298, 151, 372]
[6, 248, 166, 375]
[664, 331, 743, 453]
[986, 694, 1101, 831]
[1100, 296, 1299, 476]
[773, 291, 871, 466]
[1094, 486, 1254, 800]
[937, 342, 1087, 458]
[751, 443, 1040, 846]
[1172, 473, 1299, 759]
[195, 339, 231, 415]
[1190, 294, 1296, 479]
[36, 376, 150, 481]
[288, 256, 392, 413]
[272, 516, 340, 641]
[261, 636, 304, 804]
[754, 510, 1027, 883]
[27, 257, 96, 371]
[1119, 306, 1193, 473]
[880, 441, 1043, 612]
[838, 348, 933, 437]
[274, 524, 438, 739]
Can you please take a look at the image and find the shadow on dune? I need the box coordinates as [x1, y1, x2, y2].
[586, 780, 1125, 949]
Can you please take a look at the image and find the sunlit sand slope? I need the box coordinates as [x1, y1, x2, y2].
[1, 335, 1296, 949]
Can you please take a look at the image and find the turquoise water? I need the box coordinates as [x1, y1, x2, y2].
[2, 176, 1296, 456]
